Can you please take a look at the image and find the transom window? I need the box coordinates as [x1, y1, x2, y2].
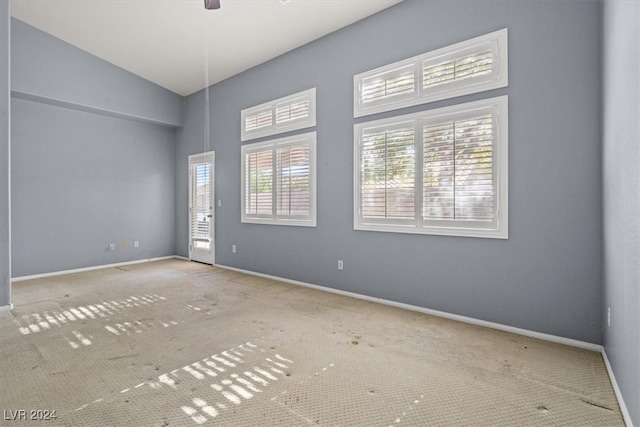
[241, 88, 316, 141]
[354, 29, 508, 117]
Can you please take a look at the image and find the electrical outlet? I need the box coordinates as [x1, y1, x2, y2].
[134, 241, 139, 248]
[607, 307, 611, 328]
[109, 243, 115, 251]
[337, 260, 344, 271]
[232, 244, 237, 253]
[218, 200, 222, 207]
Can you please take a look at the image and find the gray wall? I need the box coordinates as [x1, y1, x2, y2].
[0, 1, 10, 306]
[177, 0, 603, 343]
[11, 19, 179, 278]
[176, 90, 206, 258]
[603, 0, 640, 424]
[11, 19, 183, 128]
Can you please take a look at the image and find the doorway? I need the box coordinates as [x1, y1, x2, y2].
[188, 152, 215, 264]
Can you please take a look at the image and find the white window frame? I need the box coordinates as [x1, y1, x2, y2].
[241, 88, 316, 141]
[354, 29, 508, 118]
[241, 132, 317, 227]
[354, 96, 508, 239]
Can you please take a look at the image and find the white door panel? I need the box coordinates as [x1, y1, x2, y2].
[189, 152, 215, 264]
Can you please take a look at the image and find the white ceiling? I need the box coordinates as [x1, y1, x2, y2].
[11, 0, 403, 96]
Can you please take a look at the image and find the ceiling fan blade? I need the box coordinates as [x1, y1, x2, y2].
[204, 0, 220, 10]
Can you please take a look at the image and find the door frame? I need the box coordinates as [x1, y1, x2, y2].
[188, 151, 215, 264]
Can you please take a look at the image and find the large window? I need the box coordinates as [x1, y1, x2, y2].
[241, 88, 316, 141]
[354, 29, 508, 117]
[354, 96, 508, 238]
[242, 132, 316, 227]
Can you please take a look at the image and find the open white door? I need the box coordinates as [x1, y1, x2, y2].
[189, 152, 215, 264]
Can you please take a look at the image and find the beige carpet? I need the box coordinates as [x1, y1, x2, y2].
[0, 259, 623, 426]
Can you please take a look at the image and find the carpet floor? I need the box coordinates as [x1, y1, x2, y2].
[0, 259, 624, 426]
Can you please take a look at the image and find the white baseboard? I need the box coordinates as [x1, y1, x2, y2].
[214, 263, 601, 352]
[0, 303, 13, 312]
[174, 255, 190, 261]
[601, 349, 634, 427]
[11, 256, 177, 282]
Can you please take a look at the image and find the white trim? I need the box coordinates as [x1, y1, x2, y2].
[214, 263, 599, 352]
[241, 88, 316, 141]
[601, 349, 634, 427]
[0, 303, 13, 312]
[11, 256, 177, 282]
[354, 28, 508, 118]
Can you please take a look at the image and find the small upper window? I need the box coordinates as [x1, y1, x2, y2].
[354, 29, 507, 117]
[241, 88, 316, 141]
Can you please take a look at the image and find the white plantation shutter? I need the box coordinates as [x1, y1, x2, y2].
[190, 162, 212, 248]
[242, 132, 316, 226]
[355, 96, 508, 238]
[422, 49, 494, 89]
[423, 122, 455, 220]
[241, 88, 316, 141]
[276, 98, 310, 126]
[354, 29, 507, 117]
[361, 126, 415, 219]
[277, 144, 311, 217]
[423, 115, 494, 222]
[360, 64, 416, 107]
[245, 149, 273, 216]
[245, 109, 273, 132]
[452, 115, 494, 220]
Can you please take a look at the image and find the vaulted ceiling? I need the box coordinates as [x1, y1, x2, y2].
[11, 0, 403, 96]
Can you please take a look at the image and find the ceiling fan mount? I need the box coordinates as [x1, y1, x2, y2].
[204, 0, 220, 10]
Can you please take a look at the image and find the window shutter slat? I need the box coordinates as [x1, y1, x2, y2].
[423, 114, 494, 222]
[361, 64, 415, 105]
[245, 150, 273, 216]
[191, 163, 211, 239]
[190, 162, 211, 249]
[276, 99, 311, 125]
[245, 110, 273, 132]
[423, 122, 455, 220]
[423, 49, 494, 90]
[277, 143, 311, 216]
[454, 115, 494, 221]
[361, 127, 415, 219]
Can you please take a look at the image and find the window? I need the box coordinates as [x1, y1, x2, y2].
[354, 29, 507, 117]
[241, 88, 316, 141]
[354, 96, 508, 238]
[242, 132, 316, 226]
